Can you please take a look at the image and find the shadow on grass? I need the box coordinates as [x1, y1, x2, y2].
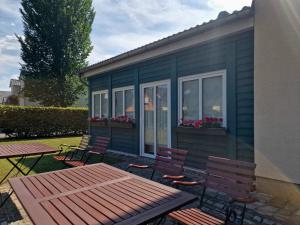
[19, 153, 123, 174]
[0, 192, 22, 223]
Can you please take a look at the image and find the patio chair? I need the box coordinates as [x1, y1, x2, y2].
[53, 135, 91, 162]
[126, 146, 188, 180]
[168, 156, 256, 225]
[64, 136, 110, 167]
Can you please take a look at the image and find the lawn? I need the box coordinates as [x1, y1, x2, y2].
[0, 136, 121, 180]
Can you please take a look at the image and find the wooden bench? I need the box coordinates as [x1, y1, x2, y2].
[127, 146, 188, 180]
[53, 134, 91, 162]
[64, 136, 110, 167]
[168, 156, 256, 225]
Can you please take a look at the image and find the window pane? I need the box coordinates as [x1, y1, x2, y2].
[114, 91, 123, 117]
[125, 89, 135, 119]
[202, 76, 222, 119]
[182, 80, 199, 121]
[101, 92, 108, 118]
[144, 87, 154, 155]
[156, 84, 168, 148]
[93, 94, 100, 117]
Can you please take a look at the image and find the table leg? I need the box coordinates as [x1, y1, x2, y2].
[0, 154, 45, 208]
[0, 156, 25, 185]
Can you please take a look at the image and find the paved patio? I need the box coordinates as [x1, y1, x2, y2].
[0, 152, 299, 225]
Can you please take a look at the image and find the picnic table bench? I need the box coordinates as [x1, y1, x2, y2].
[9, 163, 197, 225]
[0, 143, 59, 207]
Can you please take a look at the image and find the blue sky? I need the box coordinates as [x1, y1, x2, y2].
[0, 0, 252, 91]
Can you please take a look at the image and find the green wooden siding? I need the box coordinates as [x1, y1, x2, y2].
[88, 29, 254, 165]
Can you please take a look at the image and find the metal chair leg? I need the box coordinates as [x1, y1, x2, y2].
[150, 169, 155, 180]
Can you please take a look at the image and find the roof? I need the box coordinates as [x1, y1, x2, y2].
[80, 5, 254, 77]
[9, 79, 21, 87]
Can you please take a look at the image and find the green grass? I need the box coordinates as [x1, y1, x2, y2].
[0, 136, 121, 180]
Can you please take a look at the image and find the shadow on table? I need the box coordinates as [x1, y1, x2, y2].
[18, 153, 123, 174]
[0, 192, 22, 223]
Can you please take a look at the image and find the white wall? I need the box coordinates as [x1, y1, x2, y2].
[254, 0, 300, 184]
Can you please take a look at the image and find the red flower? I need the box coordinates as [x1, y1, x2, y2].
[194, 119, 203, 128]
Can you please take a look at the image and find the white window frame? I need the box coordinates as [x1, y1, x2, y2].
[91, 90, 109, 118]
[178, 70, 227, 127]
[112, 85, 135, 118]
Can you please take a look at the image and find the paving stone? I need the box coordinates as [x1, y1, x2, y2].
[257, 205, 279, 216]
[247, 201, 266, 210]
[254, 192, 273, 203]
[295, 208, 300, 216]
[262, 218, 277, 225]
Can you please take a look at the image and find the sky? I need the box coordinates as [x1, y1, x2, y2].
[0, 0, 252, 91]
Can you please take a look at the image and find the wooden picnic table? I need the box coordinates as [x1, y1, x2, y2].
[0, 143, 58, 159]
[9, 163, 197, 225]
[0, 143, 59, 207]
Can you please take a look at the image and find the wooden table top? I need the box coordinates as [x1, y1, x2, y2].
[0, 143, 58, 159]
[9, 163, 196, 225]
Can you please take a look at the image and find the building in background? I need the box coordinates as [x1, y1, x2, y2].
[0, 91, 10, 104]
[9, 78, 40, 106]
[80, 0, 300, 203]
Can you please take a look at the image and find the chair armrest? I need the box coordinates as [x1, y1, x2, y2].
[88, 151, 104, 155]
[162, 175, 185, 180]
[128, 164, 150, 169]
[172, 180, 204, 186]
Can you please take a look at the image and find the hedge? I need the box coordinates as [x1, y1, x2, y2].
[0, 105, 88, 138]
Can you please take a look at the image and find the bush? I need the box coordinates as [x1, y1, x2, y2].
[0, 105, 88, 138]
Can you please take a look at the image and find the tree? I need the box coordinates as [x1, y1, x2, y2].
[18, 0, 95, 107]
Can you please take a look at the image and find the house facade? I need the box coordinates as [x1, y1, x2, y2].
[80, 0, 300, 200]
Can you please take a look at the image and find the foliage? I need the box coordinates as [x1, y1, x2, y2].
[0, 105, 88, 138]
[17, 0, 95, 107]
[5, 95, 20, 105]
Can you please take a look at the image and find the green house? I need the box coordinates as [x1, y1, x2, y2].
[80, 6, 254, 170]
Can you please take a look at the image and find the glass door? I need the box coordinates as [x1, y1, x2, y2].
[140, 80, 170, 157]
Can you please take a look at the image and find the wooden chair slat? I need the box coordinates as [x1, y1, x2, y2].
[154, 147, 188, 176]
[208, 156, 256, 169]
[207, 168, 255, 184]
[207, 161, 255, 176]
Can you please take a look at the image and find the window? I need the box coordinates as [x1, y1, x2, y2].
[92, 90, 108, 118]
[112, 86, 135, 118]
[178, 70, 226, 126]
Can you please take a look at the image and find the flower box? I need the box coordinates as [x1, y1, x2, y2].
[109, 121, 135, 129]
[89, 118, 108, 127]
[174, 127, 227, 136]
[109, 116, 135, 129]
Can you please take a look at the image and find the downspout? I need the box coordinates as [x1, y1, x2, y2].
[78, 72, 90, 135]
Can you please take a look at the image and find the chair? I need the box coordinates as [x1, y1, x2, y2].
[127, 146, 188, 180]
[53, 135, 91, 162]
[64, 136, 110, 167]
[168, 156, 256, 225]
